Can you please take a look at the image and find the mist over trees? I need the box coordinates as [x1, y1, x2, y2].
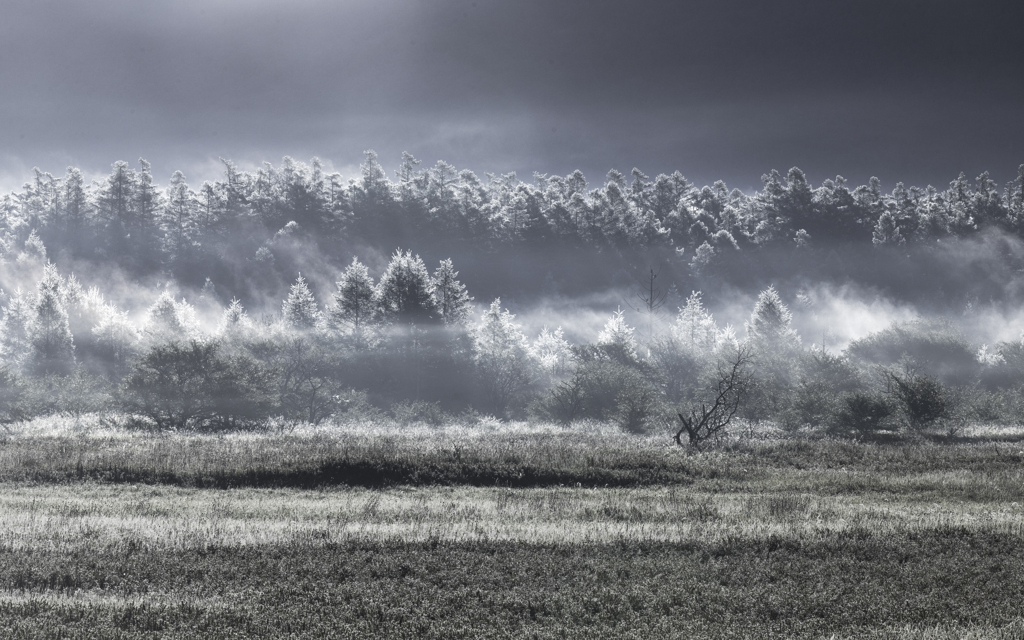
[3, 153, 1024, 437]
[0, 242, 1023, 438]
[3, 154, 1024, 308]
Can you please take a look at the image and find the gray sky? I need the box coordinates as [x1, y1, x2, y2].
[1, 0, 1022, 194]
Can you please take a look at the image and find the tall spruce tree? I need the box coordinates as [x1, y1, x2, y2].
[0, 289, 32, 372]
[475, 298, 535, 415]
[329, 258, 376, 346]
[432, 258, 473, 326]
[374, 250, 439, 325]
[27, 265, 76, 376]
[282, 275, 323, 331]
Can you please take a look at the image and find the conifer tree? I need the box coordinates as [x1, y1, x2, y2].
[63, 166, 88, 241]
[475, 298, 535, 414]
[0, 289, 32, 372]
[92, 304, 141, 377]
[744, 285, 802, 408]
[219, 298, 252, 340]
[133, 159, 162, 266]
[745, 286, 800, 353]
[164, 170, 198, 266]
[672, 291, 720, 358]
[598, 308, 638, 361]
[95, 161, 136, 257]
[872, 210, 905, 246]
[532, 326, 571, 378]
[689, 241, 716, 274]
[282, 275, 323, 331]
[374, 250, 439, 325]
[27, 269, 76, 376]
[432, 258, 473, 326]
[328, 258, 376, 346]
[144, 291, 200, 344]
[20, 230, 47, 265]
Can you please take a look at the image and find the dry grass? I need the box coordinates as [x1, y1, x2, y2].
[0, 483, 1022, 552]
[1, 414, 1024, 637]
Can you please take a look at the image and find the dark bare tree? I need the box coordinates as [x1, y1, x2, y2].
[628, 268, 667, 341]
[675, 348, 751, 449]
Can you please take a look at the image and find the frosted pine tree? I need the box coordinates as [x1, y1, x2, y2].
[745, 286, 800, 355]
[374, 250, 439, 325]
[92, 304, 141, 377]
[133, 158, 163, 268]
[27, 269, 76, 376]
[0, 289, 32, 372]
[282, 274, 323, 331]
[219, 298, 253, 344]
[432, 258, 473, 326]
[689, 241, 716, 274]
[532, 326, 572, 378]
[649, 291, 736, 405]
[597, 308, 638, 361]
[872, 211, 905, 246]
[744, 286, 802, 413]
[18, 230, 47, 265]
[195, 278, 221, 315]
[328, 258, 376, 346]
[672, 291, 720, 358]
[475, 298, 536, 414]
[222, 297, 249, 327]
[144, 290, 200, 344]
[164, 170, 197, 264]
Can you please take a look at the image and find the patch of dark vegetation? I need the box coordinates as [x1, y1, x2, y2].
[2, 434, 1024, 495]
[0, 434, 699, 489]
[2, 532, 1024, 639]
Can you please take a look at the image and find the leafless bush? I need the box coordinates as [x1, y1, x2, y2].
[674, 349, 751, 449]
[546, 369, 587, 426]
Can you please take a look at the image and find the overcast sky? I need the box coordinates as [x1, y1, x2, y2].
[1, 0, 1022, 194]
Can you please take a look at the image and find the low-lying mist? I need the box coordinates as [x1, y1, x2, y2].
[3, 154, 1024, 436]
[4, 247, 1019, 359]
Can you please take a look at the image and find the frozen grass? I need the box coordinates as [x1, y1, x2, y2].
[0, 483, 1023, 552]
[1, 414, 1024, 637]
[1, 525, 1023, 638]
[3, 414, 1024, 494]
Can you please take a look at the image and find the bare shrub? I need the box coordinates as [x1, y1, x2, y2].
[675, 349, 750, 449]
[542, 368, 587, 426]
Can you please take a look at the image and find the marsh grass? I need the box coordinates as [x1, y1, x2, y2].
[1, 530, 1023, 638]
[1, 483, 1024, 552]
[3, 414, 1024, 496]
[2, 414, 1024, 637]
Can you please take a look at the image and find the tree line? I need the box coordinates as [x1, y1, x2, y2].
[3, 251, 1024, 442]
[2, 154, 1023, 298]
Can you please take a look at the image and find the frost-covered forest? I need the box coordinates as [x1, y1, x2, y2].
[3, 153, 1024, 303]
[3, 153, 1024, 434]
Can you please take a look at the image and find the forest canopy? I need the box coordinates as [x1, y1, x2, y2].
[2, 153, 1024, 437]
[1, 153, 1023, 309]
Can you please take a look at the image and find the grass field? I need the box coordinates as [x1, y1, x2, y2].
[2, 416, 1024, 638]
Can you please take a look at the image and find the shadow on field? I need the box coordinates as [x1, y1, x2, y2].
[64, 460, 696, 490]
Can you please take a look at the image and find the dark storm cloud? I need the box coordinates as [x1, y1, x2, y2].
[1, 0, 1021, 192]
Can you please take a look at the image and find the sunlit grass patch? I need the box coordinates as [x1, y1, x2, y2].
[0, 483, 1022, 552]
